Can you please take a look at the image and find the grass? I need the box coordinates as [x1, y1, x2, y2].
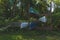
[0, 29, 60, 40]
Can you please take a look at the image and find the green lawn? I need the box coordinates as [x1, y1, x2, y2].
[0, 30, 60, 40]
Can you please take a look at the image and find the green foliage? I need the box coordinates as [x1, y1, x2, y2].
[0, 0, 60, 30]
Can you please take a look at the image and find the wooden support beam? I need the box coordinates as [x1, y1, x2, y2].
[49, 0, 53, 31]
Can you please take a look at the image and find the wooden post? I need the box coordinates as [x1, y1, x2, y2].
[20, 0, 24, 18]
[50, 0, 53, 31]
[11, 0, 18, 18]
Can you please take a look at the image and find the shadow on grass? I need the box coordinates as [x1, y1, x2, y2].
[0, 29, 60, 40]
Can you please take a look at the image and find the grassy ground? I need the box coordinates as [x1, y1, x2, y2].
[0, 30, 60, 40]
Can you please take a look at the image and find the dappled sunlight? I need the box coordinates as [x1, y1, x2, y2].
[0, 0, 1, 3]
[12, 35, 23, 40]
[46, 36, 60, 40]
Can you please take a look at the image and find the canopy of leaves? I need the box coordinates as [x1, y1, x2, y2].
[0, 0, 60, 30]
